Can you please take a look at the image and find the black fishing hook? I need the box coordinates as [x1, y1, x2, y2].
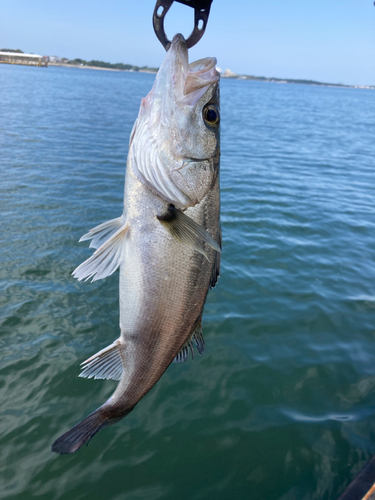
[153, 0, 213, 50]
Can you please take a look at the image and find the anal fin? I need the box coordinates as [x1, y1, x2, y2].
[157, 205, 221, 262]
[210, 224, 222, 289]
[79, 339, 123, 380]
[173, 318, 205, 363]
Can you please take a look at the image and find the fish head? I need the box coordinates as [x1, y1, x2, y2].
[131, 34, 220, 208]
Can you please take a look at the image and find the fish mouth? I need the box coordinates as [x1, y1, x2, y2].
[168, 34, 219, 106]
[185, 57, 219, 94]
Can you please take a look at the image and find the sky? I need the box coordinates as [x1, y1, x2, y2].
[1, 0, 375, 86]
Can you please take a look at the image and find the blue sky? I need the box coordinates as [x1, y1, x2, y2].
[2, 0, 374, 85]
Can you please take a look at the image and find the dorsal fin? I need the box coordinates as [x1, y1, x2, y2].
[79, 339, 123, 380]
[73, 222, 130, 282]
[79, 216, 124, 249]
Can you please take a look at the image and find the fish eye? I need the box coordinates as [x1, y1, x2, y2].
[203, 104, 220, 127]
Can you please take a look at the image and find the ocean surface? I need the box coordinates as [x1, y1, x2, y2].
[1, 63, 375, 500]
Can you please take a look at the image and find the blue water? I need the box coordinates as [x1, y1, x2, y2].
[1, 63, 375, 499]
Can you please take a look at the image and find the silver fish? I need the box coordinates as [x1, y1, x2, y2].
[52, 34, 221, 454]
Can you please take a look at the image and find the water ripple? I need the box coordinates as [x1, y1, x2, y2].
[1, 65, 375, 500]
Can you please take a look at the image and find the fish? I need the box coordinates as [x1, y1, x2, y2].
[51, 33, 221, 454]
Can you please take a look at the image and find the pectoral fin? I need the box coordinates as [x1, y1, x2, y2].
[157, 205, 221, 261]
[73, 222, 129, 282]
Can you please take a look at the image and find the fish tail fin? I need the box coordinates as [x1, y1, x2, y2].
[51, 408, 107, 455]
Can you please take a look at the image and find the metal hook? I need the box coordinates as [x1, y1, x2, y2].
[153, 0, 213, 51]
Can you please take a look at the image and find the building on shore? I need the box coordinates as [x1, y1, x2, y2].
[48, 55, 62, 63]
[0, 52, 48, 67]
[222, 69, 237, 78]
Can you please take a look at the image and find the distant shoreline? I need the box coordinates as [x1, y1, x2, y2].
[234, 75, 374, 90]
[47, 63, 374, 89]
[48, 62, 157, 74]
[3, 56, 371, 89]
